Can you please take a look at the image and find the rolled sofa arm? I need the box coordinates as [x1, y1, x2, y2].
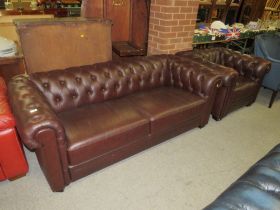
[169, 56, 223, 98]
[8, 75, 66, 150]
[250, 56, 272, 80]
[175, 52, 238, 87]
[222, 50, 271, 82]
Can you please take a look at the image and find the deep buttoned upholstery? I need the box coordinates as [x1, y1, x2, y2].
[9, 54, 222, 191]
[176, 48, 271, 120]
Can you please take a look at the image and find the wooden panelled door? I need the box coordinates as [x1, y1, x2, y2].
[105, 0, 131, 42]
[81, 0, 131, 42]
[81, 0, 150, 57]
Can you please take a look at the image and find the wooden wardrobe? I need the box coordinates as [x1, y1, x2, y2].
[238, 0, 267, 24]
[81, 0, 150, 58]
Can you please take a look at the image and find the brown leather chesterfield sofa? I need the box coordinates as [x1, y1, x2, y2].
[8, 55, 222, 192]
[176, 48, 271, 120]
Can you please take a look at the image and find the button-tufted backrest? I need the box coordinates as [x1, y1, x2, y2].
[193, 48, 257, 76]
[169, 57, 220, 98]
[193, 48, 244, 69]
[219, 49, 263, 78]
[30, 55, 171, 113]
[180, 47, 271, 86]
[193, 48, 223, 65]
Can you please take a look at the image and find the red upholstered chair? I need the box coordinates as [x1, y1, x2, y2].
[0, 77, 28, 181]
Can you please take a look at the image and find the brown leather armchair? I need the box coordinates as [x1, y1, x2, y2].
[8, 55, 222, 191]
[176, 48, 271, 120]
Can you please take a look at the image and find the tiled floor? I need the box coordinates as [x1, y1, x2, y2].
[1, 88, 279, 210]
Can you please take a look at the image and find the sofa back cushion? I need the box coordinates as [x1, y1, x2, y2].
[193, 48, 222, 64]
[193, 48, 237, 67]
[193, 48, 252, 76]
[220, 50, 258, 77]
[30, 55, 170, 113]
[170, 57, 221, 98]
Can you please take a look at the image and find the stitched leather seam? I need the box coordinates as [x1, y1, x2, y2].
[237, 179, 280, 199]
[256, 163, 280, 173]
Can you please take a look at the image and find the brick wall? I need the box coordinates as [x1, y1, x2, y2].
[148, 0, 199, 55]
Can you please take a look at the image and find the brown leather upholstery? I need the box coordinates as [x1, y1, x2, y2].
[176, 48, 271, 120]
[59, 98, 150, 165]
[127, 88, 206, 134]
[8, 54, 222, 191]
[29, 55, 170, 113]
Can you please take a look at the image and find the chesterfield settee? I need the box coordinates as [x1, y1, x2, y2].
[176, 48, 271, 120]
[204, 143, 280, 209]
[8, 55, 222, 191]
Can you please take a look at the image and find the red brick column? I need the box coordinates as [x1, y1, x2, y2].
[148, 0, 199, 55]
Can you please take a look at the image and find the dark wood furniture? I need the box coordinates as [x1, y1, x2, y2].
[81, 0, 150, 58]
[0, 0, 4, 9]
[0, 9, 44, 15]
[15, 18, 112, 74]
[198, 0, 243, 24]
[238, 0, 267, 24]
[0, 0, 82, 17]
[39, 0, 82, 17]
[0, 56, 25, 83]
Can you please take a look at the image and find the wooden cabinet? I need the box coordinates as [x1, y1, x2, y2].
[81, 0, 150, 57]
[0, 0, 5, 9]
[197, 0, 267, 26]
[106, 0, 131, 42]
[238, 0, 267, 24]
[15, 18, 112, 73]
[0, 56, 25, 83]
[197, 0, 242, 24]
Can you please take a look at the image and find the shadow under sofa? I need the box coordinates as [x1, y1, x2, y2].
[8, 55, 222, 192]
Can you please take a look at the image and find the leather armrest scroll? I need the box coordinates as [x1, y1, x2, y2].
[225, 52, 271, 82]
[246, 56, 271, 81]
[175, 54, 238, 87]
[169, 56, 222, 98]
[8, 75, 66, 150]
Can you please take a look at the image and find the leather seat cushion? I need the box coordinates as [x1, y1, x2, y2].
[127, 87, 206, 134]
[234, 76, 258, 93]
[231, 76, 259, 103]
[58, 98, 150, 165]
